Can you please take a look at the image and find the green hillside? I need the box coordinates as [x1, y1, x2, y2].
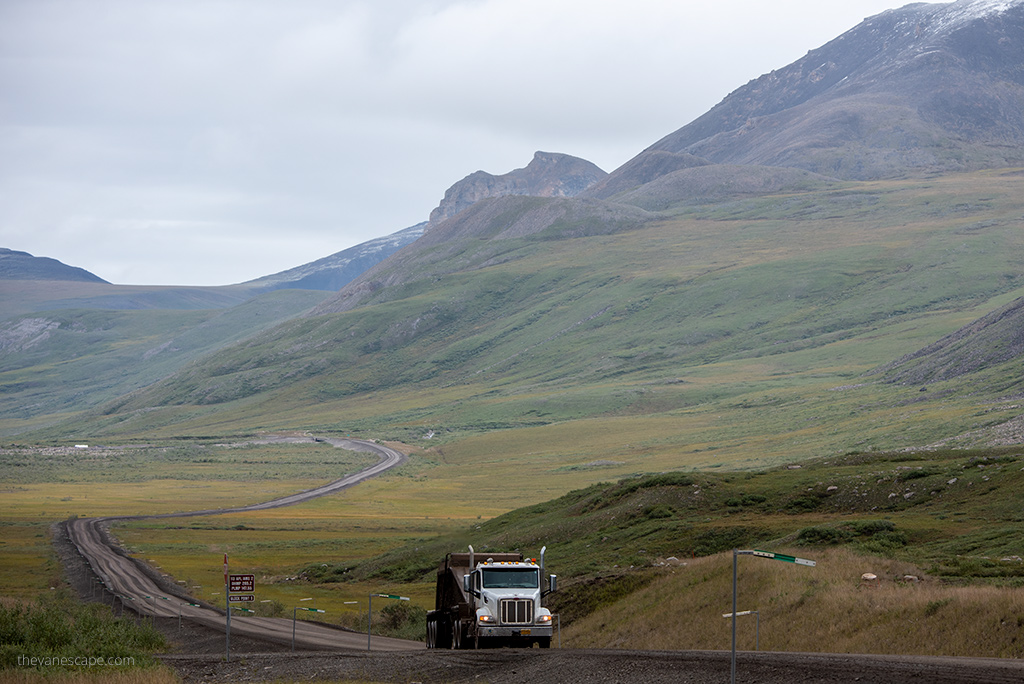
[341, 445, 1024, 585]
[317, 446, 1023, 655]
[0, 288, 329, 435]
[30, 171, 1024, 473]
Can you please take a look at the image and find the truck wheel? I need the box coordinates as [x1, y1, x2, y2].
[436, 618, 451, 649]
[452, 620, 462, 650]
[537, 637, 551, 648]
[426, 620, 436, 648]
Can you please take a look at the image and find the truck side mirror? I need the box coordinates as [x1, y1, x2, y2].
[463, 574, 471, 593]
[543, 574, 557, 596]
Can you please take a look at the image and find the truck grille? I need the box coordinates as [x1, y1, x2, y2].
[500, 599, 534, 625]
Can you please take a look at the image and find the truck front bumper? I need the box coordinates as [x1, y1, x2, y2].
[477, 624, 553, 638]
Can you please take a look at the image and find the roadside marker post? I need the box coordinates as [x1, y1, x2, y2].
[368, 593, 410, 651]
[292, 606, 326, 652]
[731, 550, 815, 684]
[722, 610, 759, 651]
[180, 602, 200, 629]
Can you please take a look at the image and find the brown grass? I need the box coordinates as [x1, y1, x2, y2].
[564, 547, 1024, 657]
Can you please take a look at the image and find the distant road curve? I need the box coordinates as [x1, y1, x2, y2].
[64, 437, 420, 652]
[150, 436, 407, 516]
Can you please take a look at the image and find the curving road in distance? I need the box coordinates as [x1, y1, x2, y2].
[64, 437, 421, 652]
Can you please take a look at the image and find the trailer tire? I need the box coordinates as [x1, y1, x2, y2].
[426, 619, 436, 648]
[430, 614, 450, 649]
[452, 620, 463, 650]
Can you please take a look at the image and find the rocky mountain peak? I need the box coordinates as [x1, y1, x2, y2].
[625, 0, 1024, 183]
[427, 151, 606, 228]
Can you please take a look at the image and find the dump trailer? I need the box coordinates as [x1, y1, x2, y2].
[425, 546, 557, 649]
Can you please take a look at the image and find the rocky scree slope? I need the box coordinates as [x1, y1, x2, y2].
[602, 0, 1024, 190]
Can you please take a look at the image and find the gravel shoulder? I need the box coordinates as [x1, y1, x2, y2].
[157, 648, 1024, 684]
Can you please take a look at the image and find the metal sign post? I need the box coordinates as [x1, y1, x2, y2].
[293, 606, 326, 651]
[731, 549, 815, 684]
[368, 593, 410, 651]
[224, 554, 230, 662]
[722, 610, 759, 651]
[223, 556, 256, 662]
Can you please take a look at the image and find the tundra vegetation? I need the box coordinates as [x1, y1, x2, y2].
[6, 173, 1024, 664]
[3, 439, 1023, 658]
[0, 588, 169, 680]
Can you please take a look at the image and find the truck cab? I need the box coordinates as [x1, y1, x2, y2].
[426, 546, 557, 649]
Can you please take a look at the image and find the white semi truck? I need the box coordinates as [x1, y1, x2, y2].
[425, 545, 557, 649]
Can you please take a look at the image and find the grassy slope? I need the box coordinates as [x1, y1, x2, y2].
[0, 289, 329, 436]
[336, 446, 1024, 655]
[39, 172, 1024, 467]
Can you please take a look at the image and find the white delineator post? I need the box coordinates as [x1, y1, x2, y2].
[731, 549, 815, 684]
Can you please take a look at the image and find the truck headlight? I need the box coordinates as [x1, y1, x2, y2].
[478, 614, 495, 623]
[537, 614, 552, 623]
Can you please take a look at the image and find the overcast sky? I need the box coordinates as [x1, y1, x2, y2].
[1, 0, 936, 286]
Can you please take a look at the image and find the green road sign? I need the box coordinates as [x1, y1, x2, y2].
[747, 549, 816, 566]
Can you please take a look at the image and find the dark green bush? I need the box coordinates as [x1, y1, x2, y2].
[850, 519, 895, 536]
[786, 496, 821, 512]
[797, 526, 853, 545]
[859, 530, 908, 553]
[376, 602, 427, 641]
[644, 504, 674, 519]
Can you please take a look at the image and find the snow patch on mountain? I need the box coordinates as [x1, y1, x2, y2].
[927, 0, 1024, 32]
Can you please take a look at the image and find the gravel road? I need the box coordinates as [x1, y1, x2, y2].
[158, 648, 1024, 683]
[57, 437, 418, 652]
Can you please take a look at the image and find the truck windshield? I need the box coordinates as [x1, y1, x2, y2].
[481, 568, 538, 589]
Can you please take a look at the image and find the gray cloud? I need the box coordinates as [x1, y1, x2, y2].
[1, 0, 925, 285]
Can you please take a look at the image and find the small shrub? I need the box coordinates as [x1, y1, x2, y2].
[859, 530, 908, 554]
[850, 520, 895, 536]
[257, 598, 285, 617]
[611, 472, 695, 499]
[726, 493, 767, 507]
[786, 496, 821, 512]
[644, 504, 674, 519]
[375, 602, 427, 641]
[899, 468, 937, 481]
[797, 526, 852, 545]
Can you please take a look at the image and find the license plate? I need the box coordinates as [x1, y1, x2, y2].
[520, 629, 531, 636]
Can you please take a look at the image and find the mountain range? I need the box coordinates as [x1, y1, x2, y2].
[4, 0, 1024, 481]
